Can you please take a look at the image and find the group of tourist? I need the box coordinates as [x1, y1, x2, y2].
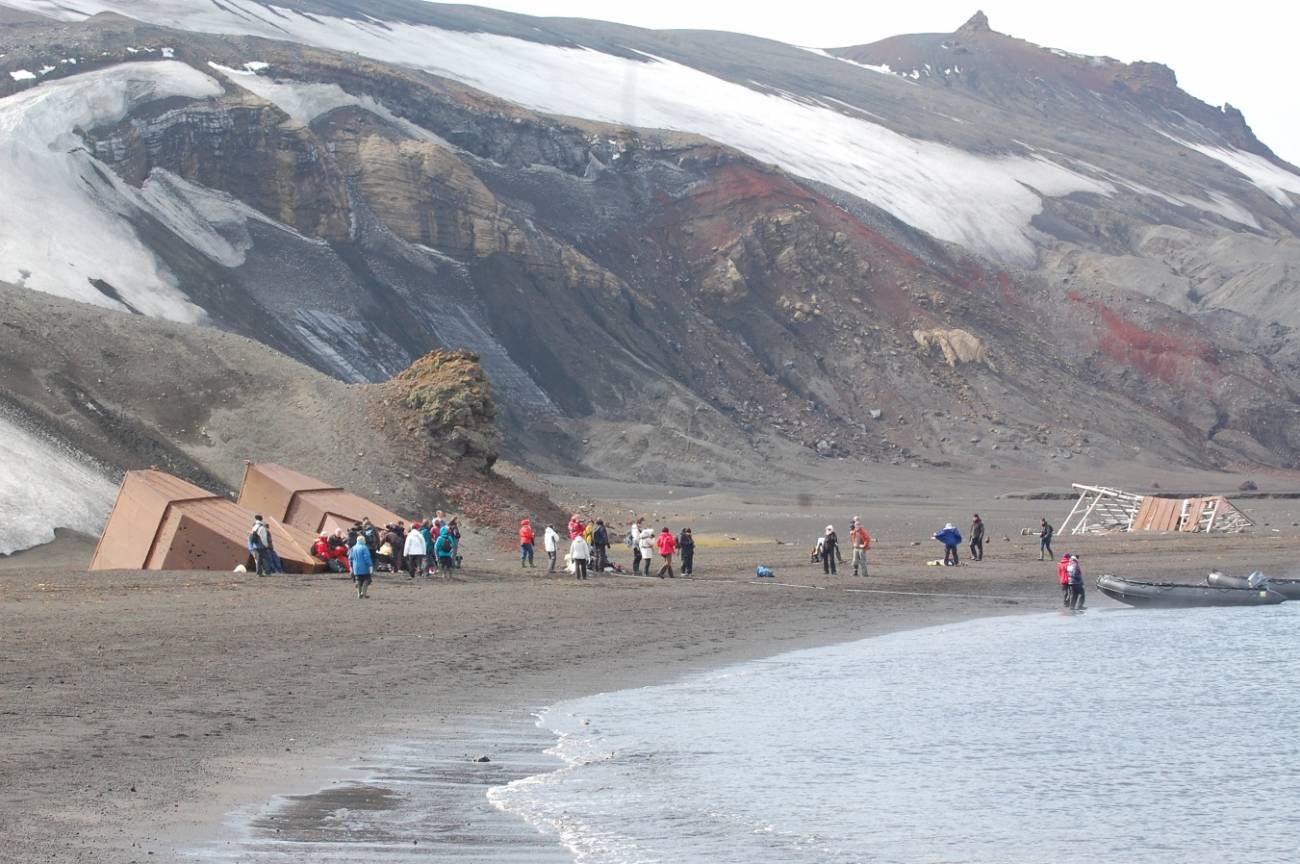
[519, 515, 697, 580]
[809, 518, 873, 576]
[247, 512, 467, 598]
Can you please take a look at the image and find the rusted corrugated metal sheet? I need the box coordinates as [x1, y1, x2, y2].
[238, 462, 407, 535]
[90, 470, 324, 573]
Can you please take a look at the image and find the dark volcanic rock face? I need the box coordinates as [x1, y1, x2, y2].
[1, 7, 1298, 475]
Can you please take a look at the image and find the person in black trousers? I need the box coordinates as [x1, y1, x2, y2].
[677, 527, 695, 576]
[821, 525, 841, 575]
[969, 514, 985, 562]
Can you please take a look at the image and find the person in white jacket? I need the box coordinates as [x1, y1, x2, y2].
[570, 533, 591, 580]
[403, 523, 427, 578]
[637, 528, 656, 577]
[543, 524, 560, 572]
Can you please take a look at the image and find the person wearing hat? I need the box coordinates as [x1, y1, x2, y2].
[821, 525, 841, 575]
[1066, 554, 1085, 610]
[933, 522, 963, 566]
[849, 518, 871, 577]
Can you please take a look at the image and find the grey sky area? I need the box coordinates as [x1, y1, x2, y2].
[463, 1, 1300, 166]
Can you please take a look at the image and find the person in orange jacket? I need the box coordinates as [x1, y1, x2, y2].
[655, 526, 677, 579]
[1057, 552, 1071, 606]
[849, 518, 871, 578]
[519, 519, 536, 568]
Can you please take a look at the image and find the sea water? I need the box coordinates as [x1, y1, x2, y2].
[489, 607, 1300, 864]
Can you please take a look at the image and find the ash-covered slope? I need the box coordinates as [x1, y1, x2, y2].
[0, 279, 548, 555]
[0, 3, 1298, 478]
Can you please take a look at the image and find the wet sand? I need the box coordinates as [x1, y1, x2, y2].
[3, 480, 1297, 862]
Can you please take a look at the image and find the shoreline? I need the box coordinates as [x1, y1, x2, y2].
[182, 595, 1039, 862]
[4, 488, 1297, 863]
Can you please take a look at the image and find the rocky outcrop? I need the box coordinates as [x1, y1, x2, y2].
[386, 350, 501, 473]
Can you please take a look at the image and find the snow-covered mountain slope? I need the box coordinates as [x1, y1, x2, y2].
[0, 60, 220, 318]
[0, 3, 1297, 488]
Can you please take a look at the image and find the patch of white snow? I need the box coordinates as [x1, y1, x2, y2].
[0, 411, 118, 555]
[10, 69, 36, 81]
[0, 61, 222, 319]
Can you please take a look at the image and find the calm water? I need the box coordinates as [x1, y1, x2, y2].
[489, 607, 1300, 864]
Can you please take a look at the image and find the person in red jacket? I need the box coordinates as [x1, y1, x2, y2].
[1057, 552, 1071, 607]
[655, 526, 677, 579]
[567, 514, 583, 541]
[519, 519, 536, 568]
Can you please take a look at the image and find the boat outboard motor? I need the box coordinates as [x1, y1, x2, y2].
[1207, 571, 1268, 590]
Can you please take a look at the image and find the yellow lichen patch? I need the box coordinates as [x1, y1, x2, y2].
[912, 328, 992, 368]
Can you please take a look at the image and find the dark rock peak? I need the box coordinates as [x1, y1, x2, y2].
[958, 11, 992, 33]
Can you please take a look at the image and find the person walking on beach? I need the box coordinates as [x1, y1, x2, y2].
[519, 519, 536, 568]
[348, 535, 374, 599]
[638, 526, 656, 576]
[821, 525, 841, 575]
[969, 514, 985, 562]
[655, 527, 677, 579]
[570, 532, 591, 580]
[934, 523, 962, 566]
[1039, 518, 1055, 561]
[544, 523, 560, 572]
[403, 521, 427, 578]
[849, 518, 871, 577]
[1057, 552, 1072, 607]
[677, 527, 695, 576]
[1066, 554, 1085, 610]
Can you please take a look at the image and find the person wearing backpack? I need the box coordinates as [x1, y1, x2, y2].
[1039, 518, 1055, 561]
[849, 519, 871, 577]
[248, 515, 270, 576]
[677, 527, 695, 576]
[434, 525, 456, 575]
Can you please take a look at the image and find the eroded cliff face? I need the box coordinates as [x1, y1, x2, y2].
[2, 12, 1298, 476]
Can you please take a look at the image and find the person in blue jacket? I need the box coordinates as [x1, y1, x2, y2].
[433, 524, 457, 575]
[933, 522, 963, 566]
[348, 536, 374, 599]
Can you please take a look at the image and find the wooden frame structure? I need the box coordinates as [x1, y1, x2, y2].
[1062, 484, 1253, 535]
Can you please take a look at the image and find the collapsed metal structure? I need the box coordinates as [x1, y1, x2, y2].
[91, 464, 409, 572]
[90, 470, 323, 572]
[1062, 484, 1254, 535]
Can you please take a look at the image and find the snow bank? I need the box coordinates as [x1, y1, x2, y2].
[0, 411, 118, 556]
[0, 61, 223, 319]
[1177, 140, 1300, 208]
[6, 1, 1111, 262]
